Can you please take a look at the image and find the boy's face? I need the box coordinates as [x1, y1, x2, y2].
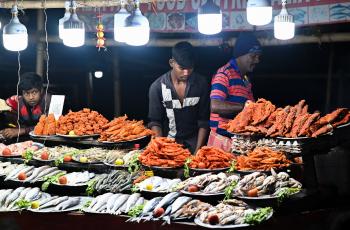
[169, 59, 194, 82]
[22, 88, 41, 107]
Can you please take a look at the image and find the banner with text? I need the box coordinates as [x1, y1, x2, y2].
[77, 0, 350, 33]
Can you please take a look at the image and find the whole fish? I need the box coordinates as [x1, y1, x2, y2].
[96, 203, 107, 213]
[4, 187, 25, 207]
[115, 201, 128, 215]
[134, 197, 145, 207]
[154, 192, 180, 210]
[24, 166, 50, 182]
[0, 189, 13, 207]
[40, 196, 69, 209]
[8, 187, 32, 209]
[162, 196, 192, 225]
[37, 196, 59, 208]
[106, 193, 121, 213]
[170, 196, 192, 215]
[24, 187, 41, 201]
[125, 193, 141, 213]
[90, 193, 113, 212]
[110, 194, 129, 214]
[142, 197, 162, 214]
[133, 197, 162, 222]
[34, 167, 59, 181]
[40, 170, 63, 180]
[4, 165, 26, 180]
[55, 197, 80, 211]
[17, 166, 35, 178]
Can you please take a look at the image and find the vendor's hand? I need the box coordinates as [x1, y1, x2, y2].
[0, 128, 22, 139]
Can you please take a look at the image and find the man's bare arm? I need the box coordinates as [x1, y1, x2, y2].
[210, 99, 244, 118]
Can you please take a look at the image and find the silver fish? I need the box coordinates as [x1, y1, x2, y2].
[110, 194, 129, 214]
[170, 196, 192, 215]
[4, 165, 26, 180]
[125, 193, 141, 213]
[132, 197, 162, 222]
[154, 192, 180, 210]
[4, 187, 25, 207]
[37, 196, 59, 207]
[55, 197, 80, 211]
[0, 189, 13, 207]
[142, 197, 162, 214]
[96, 203, 107, 213]
[106, 193, 121, 213]
[39, 170, 63, 181]
[115, 200, 128, 215]
[134, 197, 145, 207]
[24, 187, 41, 201]
[8, 187, 32, 209]
[16, 166, 35, 178]
[91, 193, 113, 212]
[34, 167, 59, 181]
[24, 166, 50, 182]
[40, 196, 69, 209]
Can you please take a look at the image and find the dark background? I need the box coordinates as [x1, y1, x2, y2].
[0, 9, 349, 121]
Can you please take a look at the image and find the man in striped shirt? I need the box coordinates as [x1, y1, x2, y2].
[208, 32, 262, 151]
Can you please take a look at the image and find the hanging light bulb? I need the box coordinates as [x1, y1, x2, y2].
[124, 0, 150, 46]
[62, 0, 85, 47]
[197, 0, 222, 35]
[274, 0, 295, 40]
[114, 0, 130, 42]
[58, 1, 73, 40]
[2, 5, 28, 51]
[247, 0, 272, 26]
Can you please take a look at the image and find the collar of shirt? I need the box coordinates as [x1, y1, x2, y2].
[164, 71, 194, 98]
[229, 58, 250, 86]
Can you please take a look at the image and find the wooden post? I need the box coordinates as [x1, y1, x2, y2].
[86, 72, 93, 108]
[36, 10, 44, 77]
[112, 48, 121, 117]
[325, 44, 334, 113]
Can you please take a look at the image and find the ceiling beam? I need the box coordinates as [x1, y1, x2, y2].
[0, 0, 162, 9]
[36, 33, 350, 47]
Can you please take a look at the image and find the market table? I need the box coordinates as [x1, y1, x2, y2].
[0, 208, 339, 230]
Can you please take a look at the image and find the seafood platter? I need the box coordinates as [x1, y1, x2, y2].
[224, 99, 350, 154]
[2, 103, 348, 228]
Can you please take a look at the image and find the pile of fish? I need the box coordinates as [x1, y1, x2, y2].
[2, 163, 65, 183]
[231, 135, 301, 155]
[30, 196, 86, 212]
[135, 176, 181, 193]
[55, 171, 95, 186]
[129, 192, 186, 222]
[197, 199, 271, 226]
[0, 141, 41, 157]
[234, 169, 302, 197]
[73, 147, 109, 163]
[104, 149, 141, 167]
[84, 192, 145, 215]
[175, 173, 240, 194]
[0, 187, 44, 211]
[170, 199, 211, 221]
[92, 170, 135, 193]
[32, 146, 78, 161]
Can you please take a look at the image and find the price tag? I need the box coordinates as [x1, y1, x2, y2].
[145, 171, 154, 177]
[48, 95, 65, 120]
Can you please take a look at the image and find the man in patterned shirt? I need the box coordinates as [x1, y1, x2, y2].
[208, 32, 262, 151]
[0, 72, 50, 139]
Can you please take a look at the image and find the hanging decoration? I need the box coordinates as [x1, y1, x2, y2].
[96, 9, 106, 51]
